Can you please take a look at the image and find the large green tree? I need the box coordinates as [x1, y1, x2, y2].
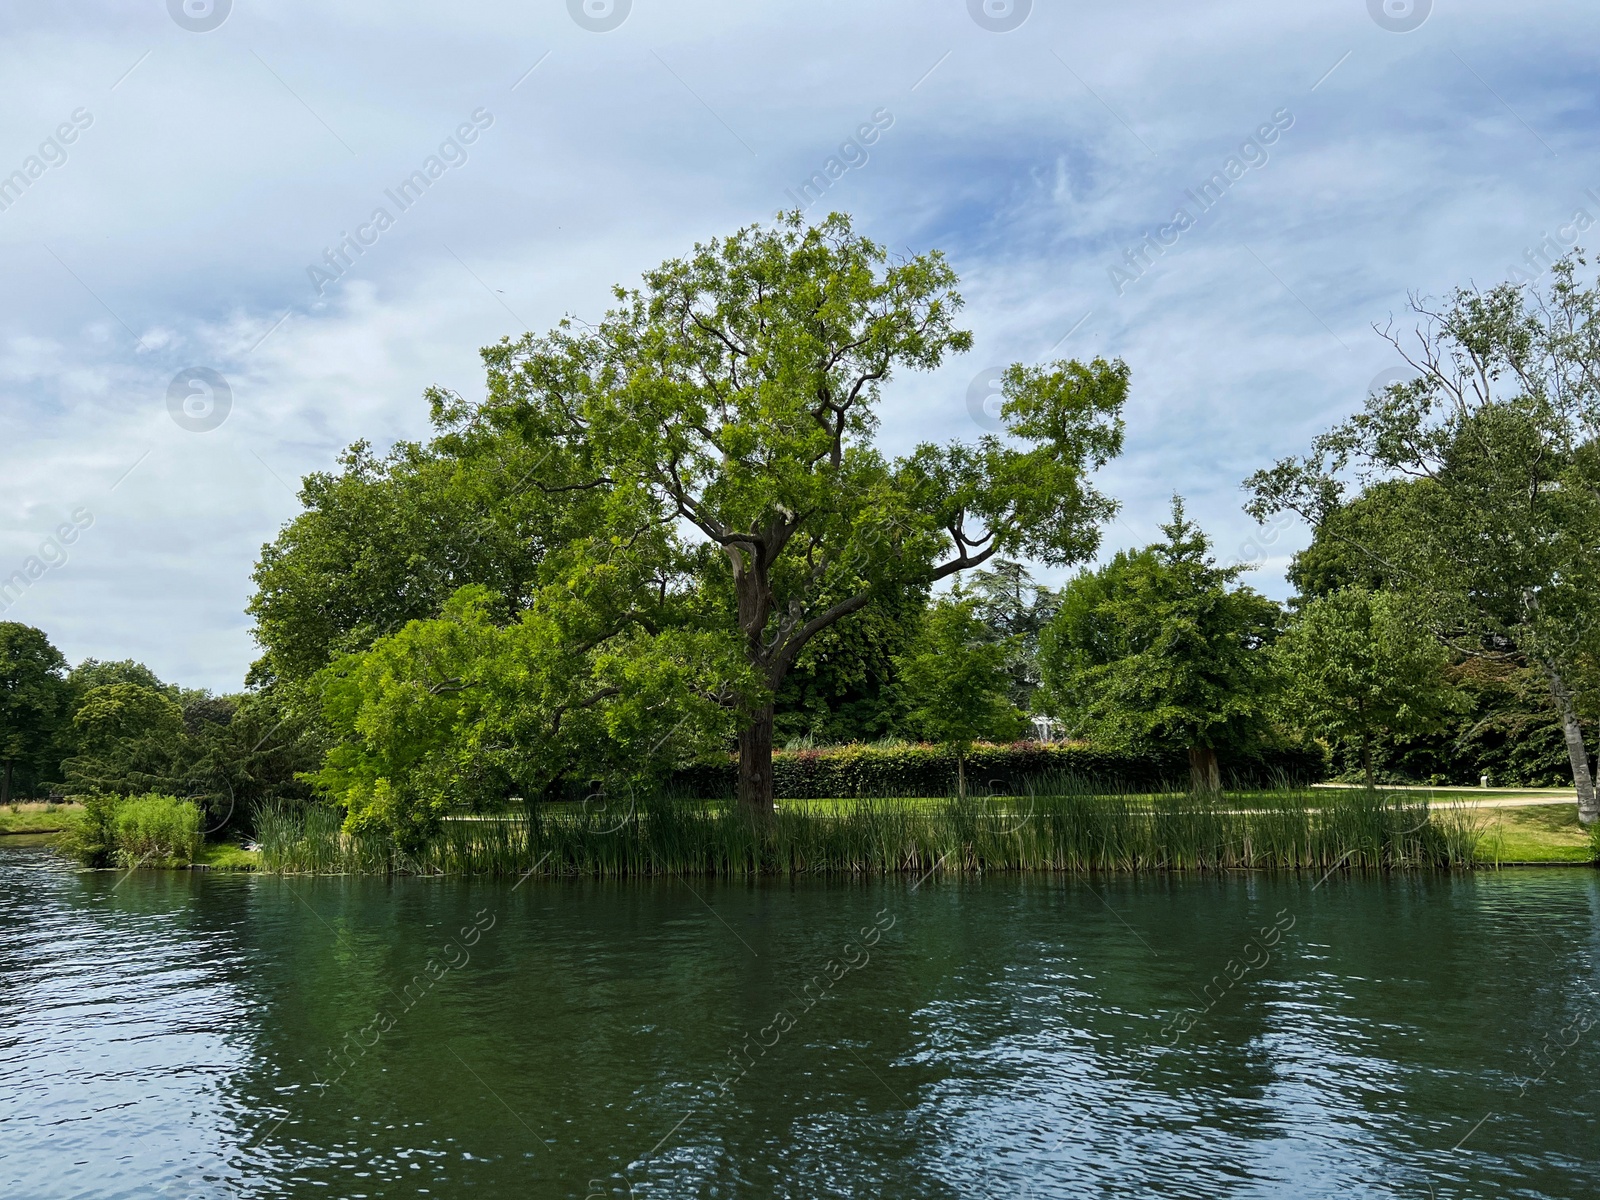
[69, 683, 184, 758]
[1274, 587, 1460, 787]
[1247, 259, 1600, 823]
[1039, 500, 1282, 790]
[466, 212, 1127, 811]
[0, 623, 70, 804]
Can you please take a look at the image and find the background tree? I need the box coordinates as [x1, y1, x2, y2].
[68, 658, 176, 698]
[773, 581, 927, 746]
[46, 654, 318, 829]
[470, 212, 1127, 811]
[311, 584, 746, 845]
[63, 682, 189, 800]
[0, 623, 70, 804]
[1274, 587, 1461, 787]
[894, 592, 1028, 797]
[1247, 257, 1600, 823]
[247, 431, 579, 693]
[1039, 499, 1282, 791]
[969, 559, 1059, 712]
[1289, 496, 1573, 786]
[69, 683, 184, 758]
[1284, 482, 1414, 601]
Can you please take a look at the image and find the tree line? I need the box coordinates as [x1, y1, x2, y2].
[2, 215, 1595, 838]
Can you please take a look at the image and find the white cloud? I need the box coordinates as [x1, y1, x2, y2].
[2, 0, 1597, 688]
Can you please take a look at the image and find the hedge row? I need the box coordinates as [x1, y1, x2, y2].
[669, 741, 1328, 799]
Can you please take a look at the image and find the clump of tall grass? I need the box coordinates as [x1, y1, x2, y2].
[254, 780, 1482, 878]
[59, 793, 202, 868]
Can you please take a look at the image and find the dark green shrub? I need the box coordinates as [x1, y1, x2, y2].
[671, 740, 1326, 799]
[58, 793, 122, 867]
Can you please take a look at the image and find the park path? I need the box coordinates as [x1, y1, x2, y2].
[1310, 784, 1575, 810]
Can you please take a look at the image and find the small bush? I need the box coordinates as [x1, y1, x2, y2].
[59, 793, 123, 867]
[58, 793, 201, 868]
[114, 794, 201, 867]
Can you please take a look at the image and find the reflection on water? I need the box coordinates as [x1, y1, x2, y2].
[1, 845, 1597, 1198]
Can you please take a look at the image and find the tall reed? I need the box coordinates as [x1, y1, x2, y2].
[254, 782, 1485, 878]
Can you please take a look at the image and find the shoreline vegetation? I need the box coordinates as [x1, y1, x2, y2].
[246, 783, 1594, 877]
[12, 784, 1596, 876]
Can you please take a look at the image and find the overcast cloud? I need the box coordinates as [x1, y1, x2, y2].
[1, 0, 1594, 692]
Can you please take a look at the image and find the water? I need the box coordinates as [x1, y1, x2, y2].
[2, 846, 1597, 1199]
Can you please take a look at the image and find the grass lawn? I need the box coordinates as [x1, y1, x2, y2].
[0, 802, 83, 836]
[1475, 803, 1598, 864]
[195, 842, 261, 871]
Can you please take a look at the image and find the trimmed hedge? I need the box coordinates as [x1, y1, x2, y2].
[670, 741, 1327, 799]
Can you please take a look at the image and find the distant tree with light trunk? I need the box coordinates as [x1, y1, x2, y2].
[1247, 257, 1600, 824]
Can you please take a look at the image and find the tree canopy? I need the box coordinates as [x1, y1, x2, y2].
[1039, 499, 1282, 790]
[412, 211, 1127, 813]
[1247, 257, 1600, 822]
[1274, 587, 1460, 787]
[0, 623, 69, 804]
[894, 592, 1028, 795]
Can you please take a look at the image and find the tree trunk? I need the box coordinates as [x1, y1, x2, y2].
[737, 701, 776, 815]
[956, 754, 966, 800]
[1361, 729, 1375, 791]
[0, 760, 11, 808]
[1548, 669, 1598, 825]
[1188, 745, 1221, 794]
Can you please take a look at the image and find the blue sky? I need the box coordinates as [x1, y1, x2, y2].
[0, 0, 1594, 692]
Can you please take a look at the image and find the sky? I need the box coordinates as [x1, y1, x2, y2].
[0, 0, 1594, 693]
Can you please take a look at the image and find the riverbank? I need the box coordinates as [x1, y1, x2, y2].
[255, 788, 1499, 878]
[0, 802, 83, 837]
[16, 788, 1594, 875]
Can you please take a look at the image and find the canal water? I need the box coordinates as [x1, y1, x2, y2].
[1, 845, 1596, 1198]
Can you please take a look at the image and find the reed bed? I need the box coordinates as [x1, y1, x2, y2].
[255, 779, 1486, 878]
